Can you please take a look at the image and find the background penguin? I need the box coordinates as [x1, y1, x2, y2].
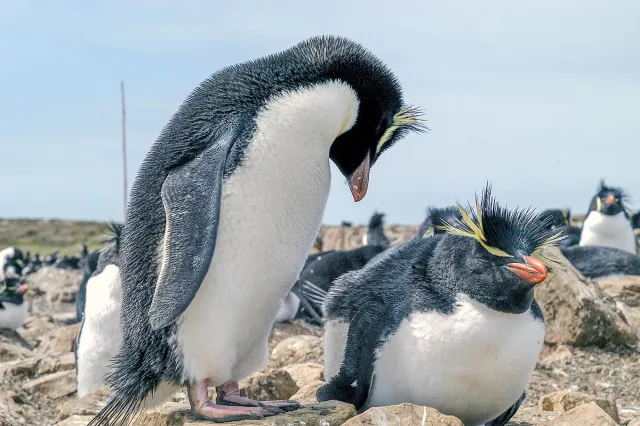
[317, 185, 560, 426]
[414, 206, 463, 240]
[632, 211, 640, 230]
[537, 209, 580, 249]
[561, 245, 640, 279]
[579, 180, 637, 254]
[89, 35, 425, 425]
[75, 222, 123, 398]
[362, 212, 389, 247]
[75, 249, 101, 323]
[0, 277, 29, 330]
[0, 247, 25, 281]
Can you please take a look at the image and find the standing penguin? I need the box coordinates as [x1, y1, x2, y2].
[579, 180, 637, 254]
[318, 185, 561, 426]
[76, 248, 101, 323]
[362, 212, 390, 247]
[0, 277, 29, 330]
[75, 223, 123, 397]
[89, 35, 424, 424]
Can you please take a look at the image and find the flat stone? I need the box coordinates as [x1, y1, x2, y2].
[281, 362, 324, 388]
[549, 401, 617, 425]
[289, 379, 324, 405]
[271, 335, 323, 366]
[57, 387, 111, 421]
[23, 369, 76, 399]
[539, 391, 619, 423]
[54, 415, 95, 426]
[342, 403, 463, 426]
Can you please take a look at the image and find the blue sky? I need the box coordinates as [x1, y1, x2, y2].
[2, 1, 639, 225]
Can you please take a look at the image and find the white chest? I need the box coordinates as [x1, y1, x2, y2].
[369, 297, 544, 426]
[579, 211, 636, 254]
[0, 302, 28, 330]
[76, 265, 124, 397]
[176, 81, 360, 384]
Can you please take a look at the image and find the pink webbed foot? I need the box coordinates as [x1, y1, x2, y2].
[216, 380, 301, 412]
[187, 380, 277, 423]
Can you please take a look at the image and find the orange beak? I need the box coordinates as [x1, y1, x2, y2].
[349, 152, 371, 202]
[604, 194, 615, 205]
[16, 284, 29, 294]
[504, 256, 548, 284]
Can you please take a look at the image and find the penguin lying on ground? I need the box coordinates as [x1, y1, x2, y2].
[75, 249, 101, 323]
[579, 180, 637, 254]
[279, 211, 392, 324]
[0, 277, 29, 330]
[317, 185, 560, 426]
[414, 206, 463, 240]
[561, 245, 640, 279]
[75, 223, 123, 398]
[537, 208, 580, 249]
[89, 35, 425, 425]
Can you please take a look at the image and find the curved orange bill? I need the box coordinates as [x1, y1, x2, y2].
[504, 256, 548, 284]
[349, 152, 371, 202]
[16, 284, 29, 294]
[604, 194, 615, 205]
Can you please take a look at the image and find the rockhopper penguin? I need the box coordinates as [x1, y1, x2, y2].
[317, 185, 562, 426]
[0, 277, 29, 330]
[414, 205, 463, 239]
[579, 180, 637, 254]
[89, 35, 425, 425]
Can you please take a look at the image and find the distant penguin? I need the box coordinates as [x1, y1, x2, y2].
[537, 209, 580, 249]
[632, 211, 640, 230]
[318, 185, 559, 426]
[89, 35, 425, 424]
[341, 221, 353, 227]
[75, 223, 122, 398]
[414, 206, 463, 240]
[561, 245, 640, 279]
[579, 180, 636, 254]
[0, 247, 25, 281]
[362, 212, 389, 247]
[0, 278, 29, 330]
[76, 249, 101, 323]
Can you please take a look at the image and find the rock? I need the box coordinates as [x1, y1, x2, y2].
[0, 357, 40, 377]
[239, 370, 299, 401]
[539, 345, 573, 367]
[316, 225, 416, 252]
[55, 415, 95, 426]
[37, 322, 80, 355]
[132, 400, 356, 426]
[0, 353, 75, 377]
[37, 352, 76, 374]
[271, 335, 323, 366]
[540, 391, 619, 423]
[57, 387, 111, 421]
[534, 248, 638, 348]
[289, 379, 324, 405]
[550, 401, 618, 425]
[0, 390, 27, 425]
[19, 315, 56, 343]
[281, 362, 324, 388]
[0, 333, 34, 362]
[23, 370, 76, 399]
[342, 403, 463, 426]
[509, 406, 557, 425]
[628, 418, 640, 426]
[599, 275, 640, 307]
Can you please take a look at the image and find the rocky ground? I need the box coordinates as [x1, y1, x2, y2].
[1, 227, 639, 425]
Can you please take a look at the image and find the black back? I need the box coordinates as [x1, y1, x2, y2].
[75, 250, 101, 322]
[561, 245, 640, 279]
[632, 211, 640, 230]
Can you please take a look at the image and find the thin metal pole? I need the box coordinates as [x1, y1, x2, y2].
[121, 81, 128, 219]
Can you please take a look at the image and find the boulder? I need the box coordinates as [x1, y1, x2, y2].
[534, 248, 638, 348]
[239, 370, 299, 401]
[598, 275, 640, 307]
[19, 315, 56, 343]
[37, 322, 81, 355]
[628, 418, 640, 426]
[281, 362, 324, 388]
[341, 404, 463, 426]
[271, 335, 323, 366]
[23, 370, 76, 399]
[289, 379, 325, 405]
[539, 391, 619, 423]
[132, 400, 356, 426]
[316, 225, 416, 252]
[57, 387, 111, 421]
[549, 401, 617, 425]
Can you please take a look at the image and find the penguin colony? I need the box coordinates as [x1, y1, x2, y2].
[2, 35, 640, 425]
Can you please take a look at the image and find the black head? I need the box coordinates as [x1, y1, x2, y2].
[434, 184, 563, 314]
[588, 180, 629, 217]
[291, 36, 427, 201]
[537, 209, 570, 230]
[420, 206, 463, 238]
[0, 277, 28, 306]
[368, 211, 386, 229]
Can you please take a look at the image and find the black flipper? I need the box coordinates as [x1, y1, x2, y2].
[486, 391, 526, 426]
[316, 307, 385, 409]
[291, 285, 324, 325]
[148, 137, 234, 330]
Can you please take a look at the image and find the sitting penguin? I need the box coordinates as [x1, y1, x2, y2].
[0, 278, 29, 330]
[317, 185, 561, 426]
[579, 180, 637, 254]
[537, 209, 580, 249]
[75, 223, 123, 398]
[561, 245, 640, 279]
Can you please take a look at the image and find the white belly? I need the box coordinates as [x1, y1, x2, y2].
[176, 81, 360, 384]
[274, 292, 301, 323]
[0, 302, 28, 330]
[324, 319, 350, 380]
[368, 296, 544, 426]
[580, 211, 637, 254]
[76, 265, 123, 397]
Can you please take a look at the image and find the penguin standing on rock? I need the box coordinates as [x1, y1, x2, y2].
[0, 278, 29, 330]
[89, 35, 425, 425]
[317, 185, 561, 426]
[579, 180, 637, 254]
[75, 223, 123, 397]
